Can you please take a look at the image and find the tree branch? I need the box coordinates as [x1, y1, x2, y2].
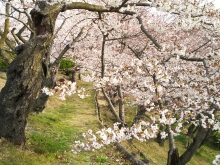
[65, 2, 109, 12]
[102, 88, 122, 122]
[11, 28, 21, 45]
[52, 27, 84, 68]
[0, 2, 10, 47]
[101, 33, 108, 78]
[190, 40, 211, 54]
[136, 16, 161, 48]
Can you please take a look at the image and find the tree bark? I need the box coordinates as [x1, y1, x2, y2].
[0, 1, 60, 145]
[114, 142, 148, 165]
[117, 85, 125, 124]
[132, 105, 146, 125]
[102, 88, 122, 122]
[0, 36, 49, 145]
[167, 125, 181, 165]
[179, 126, 209, 164]
[94, 90, 103, 125]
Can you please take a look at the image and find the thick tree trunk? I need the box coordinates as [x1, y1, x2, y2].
[0, 1, 60, 145]
[0, 36, 49, 145]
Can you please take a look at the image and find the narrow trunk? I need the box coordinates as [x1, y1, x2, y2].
[117, 85, 125, 124]
[167, 125, 181, 165]
[156, 125, 166, 146]
[102, 88, 122, 122]
[94, 90, 103, 125]
[72, 70, 76, 82]
[101, 33, 108, 78]
[132, 105, 146, 125]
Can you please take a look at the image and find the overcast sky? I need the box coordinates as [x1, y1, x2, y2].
[212, 0, 220, 8]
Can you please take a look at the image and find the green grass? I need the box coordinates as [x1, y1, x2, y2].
[0, 74, 219, 165]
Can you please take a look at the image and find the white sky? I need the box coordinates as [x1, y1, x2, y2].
[212, 0, 220, 8]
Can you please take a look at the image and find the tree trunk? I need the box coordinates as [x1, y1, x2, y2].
[114, 142, 148, 165]
[167, 125, 181, 165]
[132, 105, 146, 125]
[117, 85, 125, 125]
[156, 125, 166, 146]
[102, 88, 122, 122]
[179, 126, 209, 164]
[0, 36, 48, 145]
[0, 1, 60, 145]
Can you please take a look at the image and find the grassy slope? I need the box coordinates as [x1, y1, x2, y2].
[0, 72, 219, 165]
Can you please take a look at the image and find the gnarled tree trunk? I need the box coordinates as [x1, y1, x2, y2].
[0, 1, 61, 145]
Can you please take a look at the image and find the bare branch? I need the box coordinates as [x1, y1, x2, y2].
[11, 28, 21, 45]
[118, 0, 129, 9]
[65, 2, 109, 12]
[190, 40, 211, 54]
[136, 16, 161, 48]
[101, 33, 108, 78]
[0, 13, 34, 33]
[10, 4, 33, 25]
[52, 27, 84, 68]
[123, 3, 151, 7]
[15, 25, 27, 43]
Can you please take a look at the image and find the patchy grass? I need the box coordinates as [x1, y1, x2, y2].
[0, 75, 219, 165]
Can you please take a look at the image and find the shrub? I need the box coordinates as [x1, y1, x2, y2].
[60, 60, 74, 69]
[59, 59, 74, 76]
[0, 57, 8, 71]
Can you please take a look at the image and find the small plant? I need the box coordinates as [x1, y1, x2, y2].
[96, 155, 108, 164]
[59, 59, 74, 76]
[60, 60, 74, 69]
[0, 57, 8, 71]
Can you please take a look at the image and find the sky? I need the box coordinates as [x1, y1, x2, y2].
[212, 0, 220, 8]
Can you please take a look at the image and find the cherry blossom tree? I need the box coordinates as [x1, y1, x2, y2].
[0, 0, 219, 164]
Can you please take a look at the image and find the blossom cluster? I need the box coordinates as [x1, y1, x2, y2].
[71, 121, 168, 153]
[41, 80, 88, 100]
[213, 155, 220, 165]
